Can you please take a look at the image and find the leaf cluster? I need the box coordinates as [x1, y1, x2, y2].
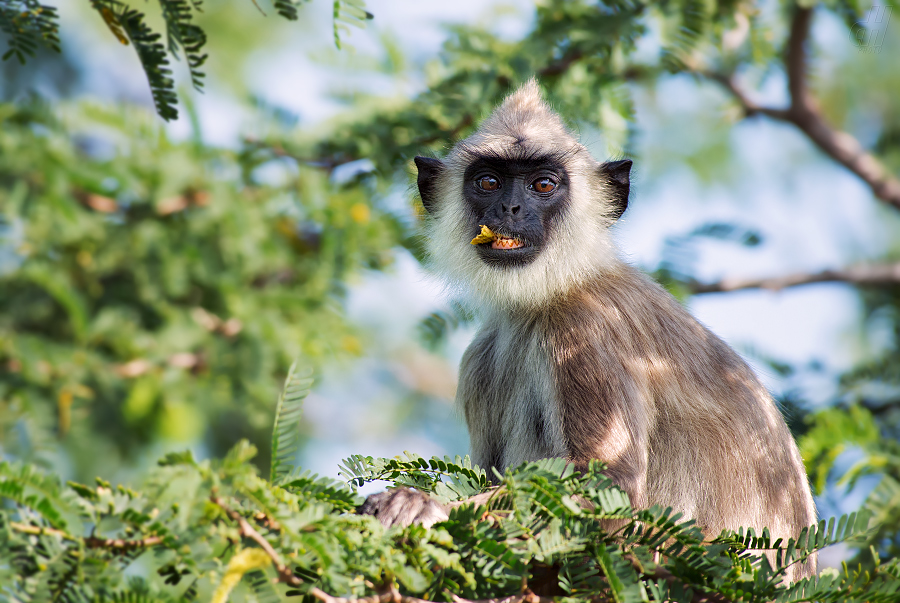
[2, 356, 899, 603]
[0, 99, 404, 480]
[0, 0, 371, 120]
[2, 443, 897, 602]
[0, 0, 59, 63]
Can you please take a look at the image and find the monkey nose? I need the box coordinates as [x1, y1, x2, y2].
[501, 203, 521, 215]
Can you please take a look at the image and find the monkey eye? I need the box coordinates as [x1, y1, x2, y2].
[530, 177, 557, 194]
[476, 175, 500, 191]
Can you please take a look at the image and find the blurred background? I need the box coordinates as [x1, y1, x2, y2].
[1, 0, 898, 565]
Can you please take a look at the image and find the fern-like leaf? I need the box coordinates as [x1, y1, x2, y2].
[0, 461, 80, 530]
[90, 0, 178, 120]
[246, 569, 281, 603]
[279, 469, 361, 510]
[158, 0, 208, 91]
[418, 300, 473, 351]
[661, 0, 707, 72]
[332, 0, 372, 49]
[273, 0, 307, 20]
[270, 361, 313, 483]
[0, 0, 60, 63]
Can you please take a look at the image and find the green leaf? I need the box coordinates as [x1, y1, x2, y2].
[0, 0, 61, 63]
[270, 361, 313, 484]
[90, 0, 179, 120]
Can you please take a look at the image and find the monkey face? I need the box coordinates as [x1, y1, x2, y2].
[414, 81, 632, 308]
[462, 155, 569, 268]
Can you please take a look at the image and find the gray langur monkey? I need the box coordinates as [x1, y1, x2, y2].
[361, 80, 817, 581]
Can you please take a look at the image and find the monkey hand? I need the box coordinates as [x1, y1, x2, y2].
[358, 488, 450, 528]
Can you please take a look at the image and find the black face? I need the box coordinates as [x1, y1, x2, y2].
[413, 154, 631, 269]
[461, 155, 570, 267]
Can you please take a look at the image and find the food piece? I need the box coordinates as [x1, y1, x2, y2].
[470, 225, 497, 245]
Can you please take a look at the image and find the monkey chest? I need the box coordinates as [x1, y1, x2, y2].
[458, 326, 567, 471]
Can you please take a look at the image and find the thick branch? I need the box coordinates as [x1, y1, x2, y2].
[687, 263, 900, 294]
[539, 48, 585, 77]
[707, 7, 900, 210]
[211, 496, 302, 587]
[786, 6, 813, 113]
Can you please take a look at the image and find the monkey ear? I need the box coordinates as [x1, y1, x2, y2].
[414, 156, 445, 213]
[599, 159, 632, 221]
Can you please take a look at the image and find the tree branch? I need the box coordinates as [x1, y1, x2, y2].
[306, 589, 555, 603]
[10, 522, 164, 549]
[450, 594, 554, 603]
[211, 496, 303, 587]
[84, 534, 164, 549]
[705, 7, 900, 210]
[686, 263, 900, 294]
[539, 48, 585, 78]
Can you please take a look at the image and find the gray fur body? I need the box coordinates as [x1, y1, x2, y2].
[459, 267, 815, 560]
[366, 80, 817, 582]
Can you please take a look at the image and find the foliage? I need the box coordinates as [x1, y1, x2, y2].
[3, 0, 900, 596]
[1, 375, 897, 603]
[801, 405, 900, 565]
[270, 362, 313, 484]
[0, 0, 60, 64]
[0, 0, 372, 120]
[0, 99, 405, 480]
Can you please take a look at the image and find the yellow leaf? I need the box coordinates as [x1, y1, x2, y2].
[350, 202, 370, 224]
[341, 335, 362, 355]
[57, 390, 73, 436]
[211, 548, 272, 603]
[470, 225, 496, 245]
[99, 7, 129, 45]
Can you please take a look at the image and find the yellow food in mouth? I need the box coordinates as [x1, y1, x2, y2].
[470, 225, 496, 245]
[470, 225, 524, 250]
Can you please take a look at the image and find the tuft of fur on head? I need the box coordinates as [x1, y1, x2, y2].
[424, 79, 625, 313]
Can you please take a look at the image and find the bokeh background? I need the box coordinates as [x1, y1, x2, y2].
[2, 0, 899, 565]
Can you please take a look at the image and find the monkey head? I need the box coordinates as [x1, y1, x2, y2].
[415, 79, 632, 310]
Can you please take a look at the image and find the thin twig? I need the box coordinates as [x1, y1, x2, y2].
[307, 585, 554, 603]
[210, 496, 302, 587]
[84, 534, 164, 549]
[686, 263, 900, 294]
[451, 594, 554, 603]
[10, 521, 164, 549]
[308, 587, 397, 603]
[309, 584, 441, 603]
[704, 7, 900, 210]
[10, 522, 71, 540]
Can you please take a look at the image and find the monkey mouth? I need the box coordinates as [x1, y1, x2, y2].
[470, 226, 526, 251]
[471, 225, 537, 266]
[491, 236, 524, 250]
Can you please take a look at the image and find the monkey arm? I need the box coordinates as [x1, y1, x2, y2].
[359, 488, 503, 528]
[358, 488, 449, 528]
